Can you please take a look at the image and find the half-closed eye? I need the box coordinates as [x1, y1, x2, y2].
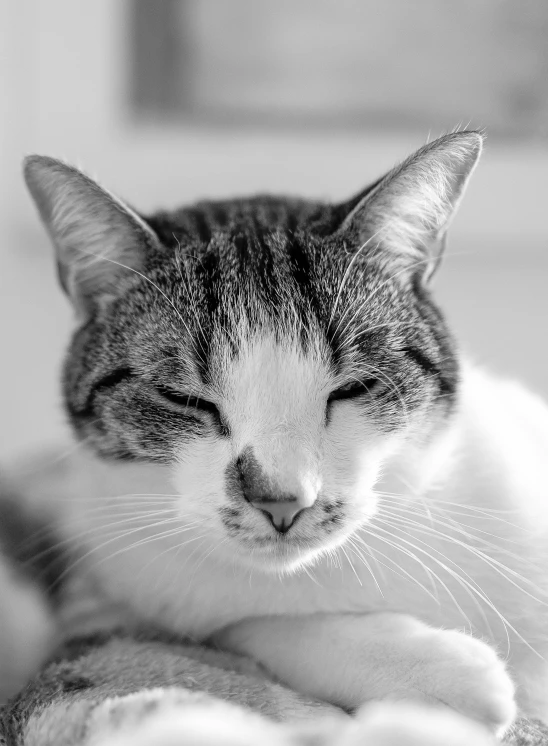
[154, 386, 220, 416]
[327, 378, 379, 403]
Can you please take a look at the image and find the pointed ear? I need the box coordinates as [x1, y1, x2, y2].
[338, 131, 483, 282]
[23, 155, 160, 316]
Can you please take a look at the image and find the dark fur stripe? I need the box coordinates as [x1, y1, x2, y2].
[402, 344, 457, 400]
[72, 367, 133, 418]
[402, 346, 441, 380]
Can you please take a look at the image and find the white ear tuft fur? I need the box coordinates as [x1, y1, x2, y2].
[23, 155, 159, 316]
[340, 131, 483, 280]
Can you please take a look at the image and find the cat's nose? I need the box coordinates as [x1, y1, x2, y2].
[235, 447, 317, 533]
[248, 498, 305, 534]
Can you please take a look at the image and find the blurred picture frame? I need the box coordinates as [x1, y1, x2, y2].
[131, 0, 548, 139]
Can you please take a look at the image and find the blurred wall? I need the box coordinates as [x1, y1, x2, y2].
[0, 0, 547, 460]
[132, 0, 548, 137]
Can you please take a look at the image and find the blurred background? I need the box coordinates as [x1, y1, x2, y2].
[0, 0, 547, 460]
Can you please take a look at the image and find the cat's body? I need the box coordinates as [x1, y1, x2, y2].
[2, 131, 548, 744]
[15, 361, 548, 716]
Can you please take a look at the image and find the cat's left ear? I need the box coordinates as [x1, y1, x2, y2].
[23, 155, 160, 318]
[338, 131, 483, 282]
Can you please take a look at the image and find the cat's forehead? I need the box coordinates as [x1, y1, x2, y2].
[130, 199, 410, 376]
[155, 223, 383, 321]
[148, 194, 343, 244]
[148, 197, 347, 294]
[128, 227, 404, 376]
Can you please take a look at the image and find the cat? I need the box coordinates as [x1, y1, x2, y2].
[4, 130, 548, 744]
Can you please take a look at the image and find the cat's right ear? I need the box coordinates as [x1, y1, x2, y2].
[23, 156, 159, 318]
[335, 131, 483, 283]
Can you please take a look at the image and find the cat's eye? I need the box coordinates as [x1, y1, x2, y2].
[154, 386, 220, 416]
[327, 378, 379, 403]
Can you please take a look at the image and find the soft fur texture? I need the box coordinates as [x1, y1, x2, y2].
[1, 131, 548, 744]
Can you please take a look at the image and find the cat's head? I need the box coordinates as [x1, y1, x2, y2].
[24, 132, 481, 572]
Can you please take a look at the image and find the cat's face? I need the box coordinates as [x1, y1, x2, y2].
[24, 132, 481, 572]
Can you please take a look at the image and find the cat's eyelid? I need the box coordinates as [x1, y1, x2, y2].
[154, 385, 219, 415]
[327, 378, 379, 403]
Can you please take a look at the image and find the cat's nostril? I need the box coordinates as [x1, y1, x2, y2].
[250, 499, 305, 534]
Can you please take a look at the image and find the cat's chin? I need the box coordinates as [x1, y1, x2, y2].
[221, 534, 341, 575]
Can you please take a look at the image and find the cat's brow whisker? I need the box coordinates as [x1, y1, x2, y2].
[75, 248, 204, 362]
[173, 244, 210, 360]
[334, 246, 481, 355]
[335, 246, 472, 346]
[331, 254, 431, 342]
[339, 319, 424, 351]
[357, 364, 411, 430]
[328, 227, 385, 331]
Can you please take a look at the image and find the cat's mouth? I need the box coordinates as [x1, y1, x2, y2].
[230, 534, 324, 571]
[216, 491, 373, 570]
[221, 518, 351, 572]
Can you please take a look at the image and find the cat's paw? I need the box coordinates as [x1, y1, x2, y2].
[335, 702, 497, 746]
[85, 691, 496, 746]
[213, 612, 515, 736]
[396, 628, 516, 737]
[83, 686, 497, 746]
[84, 688, 296, 746]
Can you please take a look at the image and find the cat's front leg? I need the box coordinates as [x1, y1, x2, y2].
[83, 689, 294, 746]
[85, 690, 496, 746]
[213, 612, 516, 737]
